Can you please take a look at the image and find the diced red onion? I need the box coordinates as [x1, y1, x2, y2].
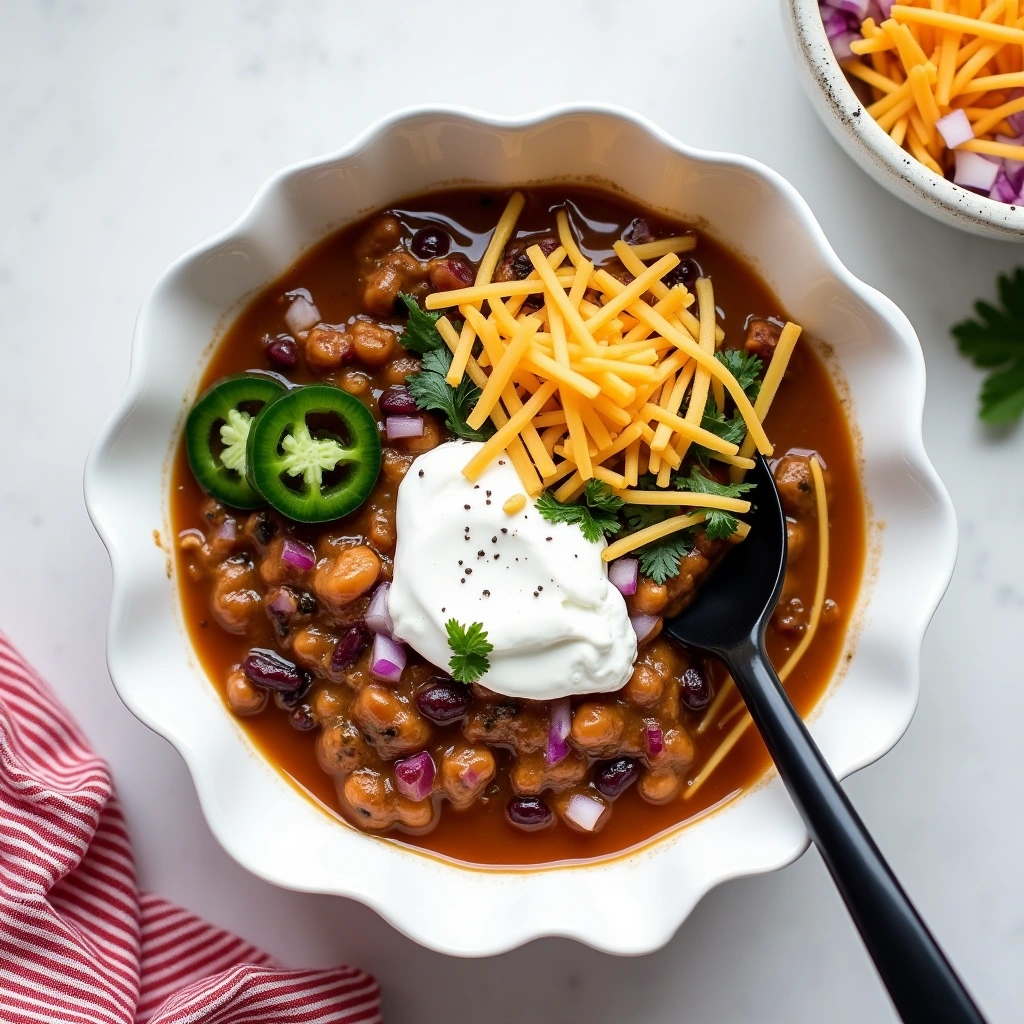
[1007, 99, 1024, 137]
[546, 698, 572, 766]
[830, 30, 858, 59]
[214, 518, 237, 544]
[822, 7, 853, 38]
[364, 582, 393, 636]
[564, 793, 607, 833]
[990, 168, 1019, 204]
[394, 751, 435, 802]
[630, 614, 659, 644]
[645, 722, 665, 757]
[609, 558, 639, 597]
[954, 150, 1000, 191]
[280, 538, 316, 572]
[284, 295, 320, 335]
[267, 587, 298, 620]
[370, 633, 406, 684]
[935, 110, 973, 150]
[832, 0, 868, 16]
[385, 415, 425, 440]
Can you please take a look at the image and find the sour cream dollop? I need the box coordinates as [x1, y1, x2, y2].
[388, 441, 637, 700]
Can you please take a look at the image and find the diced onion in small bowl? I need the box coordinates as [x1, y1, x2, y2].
[564, 793, 607, 833]
[608, 557, 638, 597]
[394, 751, 435, 802]
[280, 538, 316, 572]
[935, 110, 974, 150]
[284, 295, 320, 335]
[370, 633, 406, 684]
[364, 582, 393, 636]
[386, 416, 425, 440]
[546, 697, 572, 765]
[630, 614, 659, 644]
[954, 151, 1000, 192]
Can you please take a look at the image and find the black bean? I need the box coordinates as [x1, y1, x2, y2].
[410, 226, 451, 260]
[680, 666, 711, 712]
[664, 257, 702, 291]
[266, 334, 298, 370]
[506, 796, 553, 831]
[416, 682, 471, 725]
[289, 703, 318, 731]
[594, 757, 640, 799]
[297, 591, 318, 615]
[242, 648, 308, 695]
[252, 512, 275, 546]
[331, 626, 370, 672]
[378, 385, 418, 415]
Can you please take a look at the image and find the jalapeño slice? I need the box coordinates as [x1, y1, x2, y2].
[185, 373, 285, 508]
[247, 385, 382, 523]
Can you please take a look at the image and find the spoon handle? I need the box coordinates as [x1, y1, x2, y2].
[725, 634, 986, 1024]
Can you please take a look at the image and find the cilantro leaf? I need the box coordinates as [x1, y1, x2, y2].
[952, 268, 1024, 424]
[703, 509, 739, 540]
[397, 293, 447, 354]
[445, 619, 493, 684]
[535, 480, 624, 543]
[700, 405, 748, 447]
[675, 467, 756, 499]
[716, 348, 763, 401]
[623, 504, 675, 531]
[637, 533, 694, 585]
[406, 345, 495, 442]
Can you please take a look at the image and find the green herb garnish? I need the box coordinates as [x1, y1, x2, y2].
[637, 533, 694, 586]
[406, 347, 495, 443]
[952, 268, 1024, 424]
[397, 293, 447, 354]
[703, 509, 740, 540]
[716, 348, 763, 401]
[675, 467, 756, 499]
[535, 480, 624, 543]
[445, 619, 494, 684]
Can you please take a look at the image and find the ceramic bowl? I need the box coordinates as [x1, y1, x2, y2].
[85, 104, 956, 956]
[783, 0, 1024, 239]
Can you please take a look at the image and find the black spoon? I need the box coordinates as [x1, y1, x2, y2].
[663, 454, 984, 1024]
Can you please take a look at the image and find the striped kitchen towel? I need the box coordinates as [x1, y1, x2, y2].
[0, 633, 381, 1024]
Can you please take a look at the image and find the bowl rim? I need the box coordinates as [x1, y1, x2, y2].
[785, 0, 1024, 238]
[84, 102, 958, 956]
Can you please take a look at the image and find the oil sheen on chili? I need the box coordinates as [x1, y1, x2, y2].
[171, 186, 866, 866]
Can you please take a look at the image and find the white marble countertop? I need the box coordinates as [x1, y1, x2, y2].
[2, 1, 1022, 1020]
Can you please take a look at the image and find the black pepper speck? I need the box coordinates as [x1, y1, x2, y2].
[418, 469, 424, 477]
[483, 590, 490, 596]
[491, 536, 498, 543]
[501, 528, 508, 534]
[465, 568, 473, 575]
[464, 504, 471, 510]
[486, 490, 492, 497]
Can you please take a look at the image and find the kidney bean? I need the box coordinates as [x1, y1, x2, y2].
[331, 625, 370, 671]
[242, 648, 309, 695]
[416, 681, 471, 725]
[594, 757, 640, 799]
[265, 334, 298, 370]
[506, 795, 553, 831]
[378, 385, 418, 415]
[428, 257, 474, 291]
[410, 226, 451, 260]
[679, 666, 711, 712]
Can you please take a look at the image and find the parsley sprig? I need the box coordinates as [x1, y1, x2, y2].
[445, 619, 493, 684]
[535, 480, 624, 543]
[716, 349, 763, 401]
[675, 467, 756, 541]
[397, 293, 447, 354]
[406, 346, 495, 443]
[953, 268, 1024, 424]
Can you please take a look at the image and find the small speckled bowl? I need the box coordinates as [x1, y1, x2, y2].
[783, 0, 1024, 239]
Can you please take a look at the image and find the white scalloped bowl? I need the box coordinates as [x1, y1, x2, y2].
[85, 105, 955, 957]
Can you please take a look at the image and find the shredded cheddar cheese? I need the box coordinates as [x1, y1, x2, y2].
[837, 3, 1024, 196]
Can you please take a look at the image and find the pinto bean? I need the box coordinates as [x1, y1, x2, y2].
[259, 536, 313, 588]
[624, 663, 665, 709]
[775, 454, 817, 516]
[210, 558, 261, 634]
[383, 356, 421, 386]
[225, 668, 267, 716]
[351, 320, 397, 367]
[355, 215, 402, 259]
[317, 717, 371, 776]
[304, 325, 353, 373]
[639, 769, 683, 804]
[786, 519, 806, 563]
[291, 625, 335, 675]
[367, 505, 396, 553]
[510, 750, 588, 796]
[631, 578, 669, 615]
[352, 684, 432, 759]
[464, 701, 547, 754]
[314, 545, 381, 618]
[362, 252, 429, 316]
[441, 746, 496, 809]
[342, 769, 433, 830]
[381, 448, 415, 485]
[339, 369, 371, 396]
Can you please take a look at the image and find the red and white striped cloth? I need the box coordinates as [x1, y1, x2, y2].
[0, 633, 381, 1024]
